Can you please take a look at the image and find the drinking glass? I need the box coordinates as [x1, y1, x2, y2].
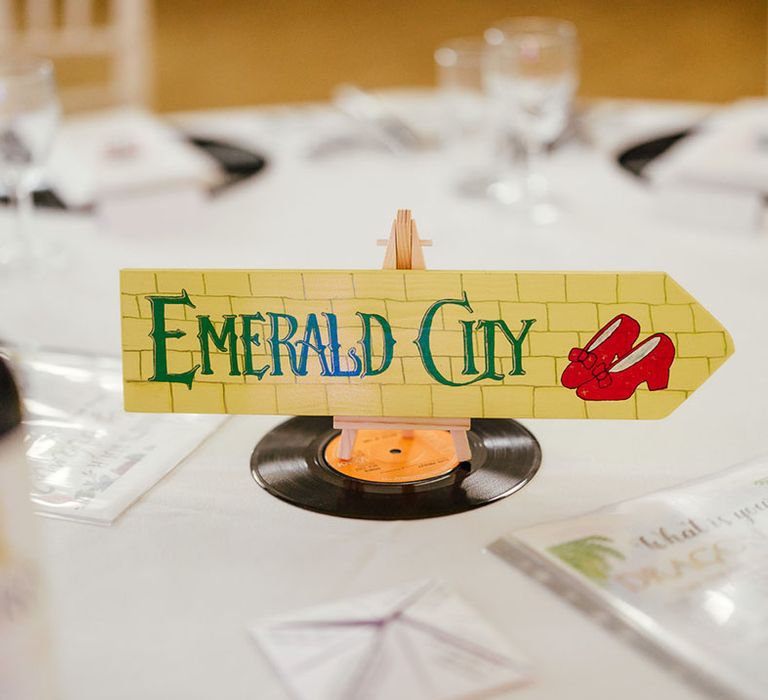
[435, 37, 502, 197]
[484, 18, 579, 222]
[434, 38, 487, 142]
[0, 57, 60, 267]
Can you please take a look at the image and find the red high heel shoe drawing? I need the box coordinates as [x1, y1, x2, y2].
[561, 314, 640, 389]
[576, 333, 675, 401]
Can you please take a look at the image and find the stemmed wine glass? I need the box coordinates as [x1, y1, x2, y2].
[434, 37, 506, 198]
[0, 57, 60, 268]
[434, 38, 488, 143]
[484, 18, 579, 223]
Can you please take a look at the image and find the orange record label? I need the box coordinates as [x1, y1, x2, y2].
[325, 430, 459, 483]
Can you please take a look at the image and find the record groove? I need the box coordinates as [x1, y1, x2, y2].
[250, 417, 541, 520]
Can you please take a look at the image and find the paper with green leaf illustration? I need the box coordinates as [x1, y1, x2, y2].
[547, 535, 625, 583]
[490, 458, 768, 700]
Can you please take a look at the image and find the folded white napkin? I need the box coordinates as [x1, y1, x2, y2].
[45, 107, 220, 208]
[647, 99, 768, 193]
[251, 579, 530, 700]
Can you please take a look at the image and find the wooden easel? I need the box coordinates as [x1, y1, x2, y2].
[333, 210, 472, 464]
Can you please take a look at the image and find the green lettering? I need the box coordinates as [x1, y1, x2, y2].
[417, 294, 536, 385]
[240, 313, 270, 380]
[197, 315, 240, 376]
[477, 319, 535, 377]
[147, 289, 199, 389]
[460, 320, 478, 375]
[324, 312, 362, 377]
[296, 313, 332, 376]
[266, 312, 301, 376]
[357, 312, 396, 377]
[416, 294, 482, 386]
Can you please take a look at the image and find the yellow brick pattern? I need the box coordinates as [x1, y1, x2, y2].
[121, 270, 734, 420]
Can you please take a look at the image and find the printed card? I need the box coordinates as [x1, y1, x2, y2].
[491, 457, 768, 700]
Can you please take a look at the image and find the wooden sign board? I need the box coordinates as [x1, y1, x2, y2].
[121, 269, 733, 420]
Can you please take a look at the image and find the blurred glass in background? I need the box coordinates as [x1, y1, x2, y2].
[434, 38, 487, 142]
[485, 18, 579, 222]
[0, 57, 59, 268]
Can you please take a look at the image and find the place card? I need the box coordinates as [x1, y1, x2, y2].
[490, 457, 768, 700]
[251, 579, 531, 700]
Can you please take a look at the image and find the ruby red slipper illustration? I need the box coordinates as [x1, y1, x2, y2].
[561, 314, 675, 401]
[561, 314, 640, 389]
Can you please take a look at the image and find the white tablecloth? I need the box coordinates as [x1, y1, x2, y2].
[3, 94, 767, 700]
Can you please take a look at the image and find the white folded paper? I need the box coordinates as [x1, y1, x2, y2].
[647, 99, 768, 194]
[643, 99, 768, 234]
[251, 579, 530, 700]
[45, 107, 220, 208]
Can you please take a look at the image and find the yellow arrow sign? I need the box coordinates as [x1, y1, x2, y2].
[120, 269, 733, 419]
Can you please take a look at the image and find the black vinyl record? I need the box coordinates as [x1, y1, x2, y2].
[250, 416, 541, 520]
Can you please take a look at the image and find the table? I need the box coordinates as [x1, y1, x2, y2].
[4, 93, 767, 700]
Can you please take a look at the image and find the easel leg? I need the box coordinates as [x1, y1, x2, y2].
[338, 428, 358, 461]
[451, 430, 471, 463]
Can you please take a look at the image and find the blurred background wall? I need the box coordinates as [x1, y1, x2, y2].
[14, 0, 768, 111]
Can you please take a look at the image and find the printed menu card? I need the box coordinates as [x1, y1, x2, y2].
[490, 457, 768, 700]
